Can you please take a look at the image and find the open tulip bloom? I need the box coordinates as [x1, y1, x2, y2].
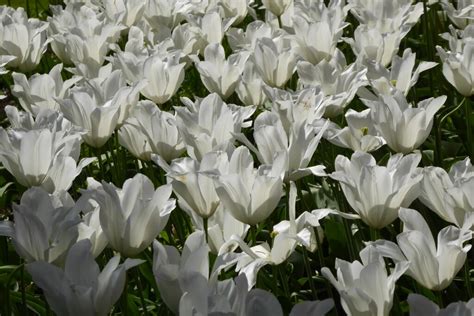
[322, 245, 409, 316]
[369, 208, 473, 291]
[27, 239, 143, 316]
[330, 151, 422, 229]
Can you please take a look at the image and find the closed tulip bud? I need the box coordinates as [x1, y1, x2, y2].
[27, 239, 143, 316]
[87, 174, 176, 257]
[330, 151, 422, 228]
[236, 60, 269, 107]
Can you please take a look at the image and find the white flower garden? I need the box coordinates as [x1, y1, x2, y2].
[0, 0, 473, 315]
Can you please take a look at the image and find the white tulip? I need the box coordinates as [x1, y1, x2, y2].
[186, 10, 234, 46]
[11, 64, 80, 116]
[325, 109, 386, 152]
[103, 0, 146, 27]
[235, 60, 269, 107]
[437, 30, 474, 96]
[154, 151, 228, 220]
[370, 208, 472, 291]
[195, 43, 249, 99]
[87, 174, 176, 257]
[27, 240, 143, 316]
[346, 24, 410, 67]
[440, 0, 474, 29]
[236, 110, 327, 181]
[262, 0, 292, 17]
[0, 187, 79, 264]
[119, 100, 185, 161]
[144, 0, 186, 30]
[252, 36, 298, 88]
[330, 151, 422, 229]
[361, 48, 437, 98]
[219, 0, 249, 25]
[0, 6, 49, 72]
[362, 91, 446, 153]
[0, 110, 94, 192]
[408, 293, 474, 316]
[213, 146, 284, 225]
[292, 16, 343, 64]
[297, 53, 367, 117]
[322, 245, 409, 316]
[140, 53, 186, 104]
[175, 93, 255, 160]
[419, 158, 474, 229]
[227, 20, 281, 52]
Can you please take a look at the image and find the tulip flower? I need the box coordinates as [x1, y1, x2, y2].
[118, 100, 185, 162]
[219, 0, 249, 26]
[297, 54, 368, 117]
[140, 53, 186, 104]
[47, 4, 124, 75]
[0, 6, 50, 72]
[236, 110, 327, 181]
[76, 180, 108, 258]
[195, 43, 249, 99]
[213, 146, 284, 225]
[419, 158, 474, 229]
[325, 109, 386, 152]
[11, 64, 80, 116]
[0, 111, 94, 192]
[27, 239, 143, 316]
[144, 0, 186, 30]
[186, 203, 249, 254]
[235, 60, 269, 107]
[186, 11, 234, 46]
[59, 68, 143, 147]
[346, 24, 410, 67]
[362, 91, 446, 153]
[322, 245, 409, 316]
[349, 0, 424, 30]
[103, 0, 146, 27]
[408, 293, 474, 316]
[172, 23, 207, 57]
[227, 21, 280, 52]
[86, 174, 176, 257]
[175, 93, 255, 160]
[252, 37, 298, 88]
[154, 151, 228, 220]
[261, 0, 292, 17]
[330, 151, 422, 228]
[440, 0, 474, 29]
[437, 29, 474, 96]
[370, 208, 473, 291]
[292, 16, 343, 65]
[0, 187, 80, 264]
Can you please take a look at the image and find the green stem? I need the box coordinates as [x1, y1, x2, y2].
[464, 242, 473, 298]
[369, 227, 380, 241]
[203, 217, 209, 244]
[20, 264, 26, 315]
[277, 264, 290, 298]
[465, 97, 473, 160]
[135, 268, 148, 315]
[435, 290, 444, 308]
[302, 248, 318, 300]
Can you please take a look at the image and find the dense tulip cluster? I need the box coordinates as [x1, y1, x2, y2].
[0, 0, 473, 315]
